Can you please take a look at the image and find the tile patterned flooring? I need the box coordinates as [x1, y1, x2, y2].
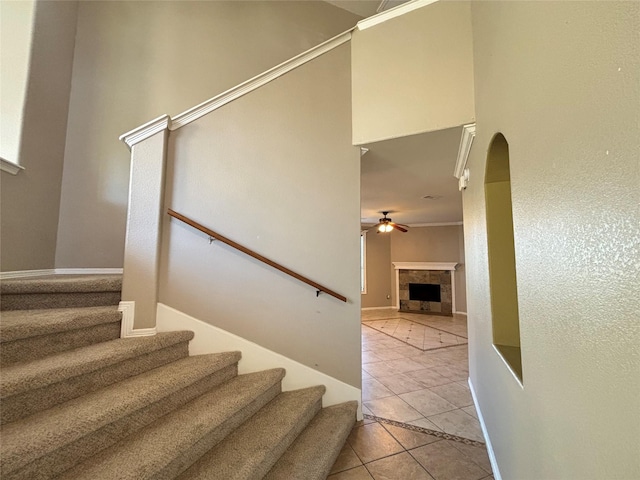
[328, 309, 492, 480]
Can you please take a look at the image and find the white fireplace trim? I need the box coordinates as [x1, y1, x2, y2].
[393, 262, 459, 313]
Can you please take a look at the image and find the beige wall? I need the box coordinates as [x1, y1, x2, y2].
[1, 1, 78, 271]
[351, 0, 475, 145]
[159, 44, 362, 388]
[0, 0, 35, 164]
[466, 2, 639, 478]
[362, 225, 467, 312]
[55, 1, 361, 268]
[361, 231, 392, 308]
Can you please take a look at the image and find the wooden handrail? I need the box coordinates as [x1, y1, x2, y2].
[167, 209, 348, 303]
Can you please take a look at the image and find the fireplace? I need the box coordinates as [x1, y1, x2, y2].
[409, 283, 441, 302]
[393, 262, 458, 316]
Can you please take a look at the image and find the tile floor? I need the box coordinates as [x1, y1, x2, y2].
[360, 309, 483, 442]
[327, 308, 492, 480]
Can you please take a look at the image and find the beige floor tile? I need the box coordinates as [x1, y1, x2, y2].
[364, 396, 423, 423]
[429, 382, 474, 408]
[384, 357, 426, 373]
[412, 354, 453, 369]
[429, 364, 469, 382]
[427, 410, 484, 443]
[363, 351, 386, 365]
[328, 465, 375, 479]
[363, 378, 396, 402]
[347, 423, 405, 464]
[410, 441, 488, 480]
[375, 373, 426, 395]
[399, 389, 458, 417]
[461, 406, 478, 419]
[381, 423, 442, 450]
[404, 368, 452, 388]
[365, 451, 435, 480]
[362, 361, 402, 378]
[447, 441, 493, 474]
[408, 417, 444, 432]
[373, 347, 411, 362]
[330, 443, 363, 474]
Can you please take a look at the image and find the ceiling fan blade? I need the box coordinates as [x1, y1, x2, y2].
[369, 222, 383, 232]
[391, 223, 408, 233]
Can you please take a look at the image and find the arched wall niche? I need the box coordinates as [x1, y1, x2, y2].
[485, 132, 523, 382]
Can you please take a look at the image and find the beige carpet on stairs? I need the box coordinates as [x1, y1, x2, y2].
[0, 274, 357, 479]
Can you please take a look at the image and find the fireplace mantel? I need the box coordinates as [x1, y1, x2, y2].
[393, 262, 459, 314]
[393, 262, 458, 271]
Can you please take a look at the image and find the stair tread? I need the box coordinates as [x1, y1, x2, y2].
[0, 352, 242, 473]
[0, 306, 121, 342]
[265, 401, 358, 480]
[0, 274, 122, 295]
[57, 368, 286, 480]
[178, 385, 326, 480]
[0, 331, 194, 398]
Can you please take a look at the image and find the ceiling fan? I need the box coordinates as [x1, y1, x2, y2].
[372, 211, 409, 233]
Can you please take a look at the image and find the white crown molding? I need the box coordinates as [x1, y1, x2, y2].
[357, 0, 439, 31]
[409, 222, 463, 227]
[169, 30, 353, 131]
[1, 157, 25, 175]
[0, 268, 123, 280]
[454, 123, 476, 190]
[393, 262, 458, 271]
[119, 115, 170, 150]
[119, 301, 157, 338]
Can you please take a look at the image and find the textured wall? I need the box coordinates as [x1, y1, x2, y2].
[361, 231, 392, 308]
[466, 2, 640, 478]
[55, 1, 361, 268]
[351, 1, 475, 144]
[1, 1, 78, 271]
[159, 44, 361, 388]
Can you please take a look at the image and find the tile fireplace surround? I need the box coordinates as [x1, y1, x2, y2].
[394, 262, 459, 316]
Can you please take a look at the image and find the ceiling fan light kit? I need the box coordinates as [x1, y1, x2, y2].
[373, 211, 409, 233]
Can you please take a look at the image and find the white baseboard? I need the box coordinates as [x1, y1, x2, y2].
[455, 311, 468, 315]
[0, 269, 55, 279]
[361, 306, 395, 311]
[55, 268, 123, 275]
[468, 376, 502, 480]
[0, 268, 123, 280]
[156, 303, 363, 420]
[119, 301, 157, 338]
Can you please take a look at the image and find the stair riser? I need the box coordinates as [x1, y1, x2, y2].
[1, 292, 121, 311]
[156, 383, 283, 480]
[1, 322, 121, 366]
[1, 342, 190, 425]
[4, 364, 239, 480]
[239, 399, 323, 480]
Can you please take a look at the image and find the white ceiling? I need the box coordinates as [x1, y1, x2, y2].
[360, 127, 463, 227]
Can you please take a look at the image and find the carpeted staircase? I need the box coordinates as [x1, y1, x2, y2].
[0, 274, 357, 479]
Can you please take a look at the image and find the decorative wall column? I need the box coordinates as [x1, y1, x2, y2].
[118, 115, 170, 336]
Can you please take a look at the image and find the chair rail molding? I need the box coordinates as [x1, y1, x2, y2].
[1, 157, 25, 175]
[119, 30, 353, 148]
